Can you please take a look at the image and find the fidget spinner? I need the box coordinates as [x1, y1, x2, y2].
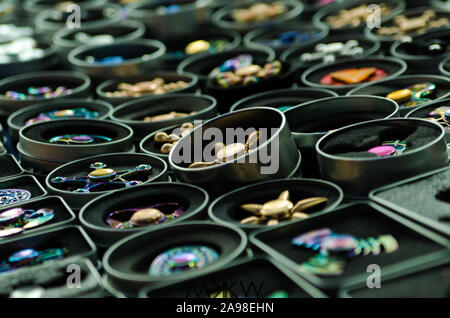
[0, 37, 45, 64]
[188, 130, 260, 168]
[26, 108, 99, 126]
[149, 245, 219, 276]
[426, 106, 450, 131]
[386, 83, 436, 108]
[50, 162, 152, 193]
[300, 40, 364, 64]
[231, 2, 287, 23]
[320, 67, 388, 86]
[0, 207, 54, 237]
[106, 203, 185, 229]
[240, 190, 328, 226]
[144, 111, 196, 123]
[293, 228, 399, 276]
[86, 56, 125, 65]
[368, 140, 407, 157]
[0, 248, 67, 273]
[154, 122, 194, 154]
[185, 39, 228, 55]
[325, 3, 392, 29]
[0, 189, 31, 207]
[261, 30, 321, 47]
[5, 86, 72, 100]
[48, 134, 112, 144]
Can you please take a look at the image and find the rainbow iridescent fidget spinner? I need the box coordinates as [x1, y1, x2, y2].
[0, 248, 67, 273]
[50, 162, 152, 193]
[48, 134, 112, 145]
[0, 207, 54, 237]
[149, 245, 219, 277]
[26, 108, 99, 126]
[0, 189, 31, 207]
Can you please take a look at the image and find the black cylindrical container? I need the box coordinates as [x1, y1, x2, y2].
[23, 0, 108, 17]
[0, 39, 59, 79]
[347, 75, 450, 116]
[209, 178, 343, 233]
[110, 94, 217, 142]
[34, 4, 122, 41]
[316, 118, 448, 198]
[96, 72, 199, 106]
[162, 28, 241, 71]
[212, 0, 304, 34]
[230, 87, 338, 112]
[390, 28, 450, 75]
[53, 20, 146, 57]
[79, 182, 209, 248]
[177, 46, 275, 89]
[140, 257, 327, 298]
[313, 0, 405, 35]
[7, 99, 113, 147]
[127, 0, 214, 40]
[0, 154, 24, 180]
[169, 107, 301, 197]
[18, 119, 134, 172]
[0, 71, 91, 118]
[250, 202, 449, 290]
[432, 0, 450, 10]
[280, 34, 381, 74]
[45, 153, 169, 210]
[102, 221, 247, 297]
[67, 39, 166, 83]
[405, 98, 450, 143]
[244, 22, 328, 57]
[285, 96, 399, 177]
[0, 1, 14, 24]
[365, 7, 450, 51]
[301, 56, 407, 95]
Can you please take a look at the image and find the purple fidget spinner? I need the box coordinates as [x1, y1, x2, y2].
[48, 134, 112, 145]
[106, 203, 185, 229]
[0, 189, 31, 207]
[50, 162, 153, 193]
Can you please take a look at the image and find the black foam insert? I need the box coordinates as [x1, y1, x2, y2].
[346, 260, 450, 298]
[144, 258, 317, 298]
[210, 179, 342, 228]
[22, 120, 129, 144]
[0, 196, 75, 239]
[320, 123, 441, 158]
[375, 167, 450, 229]
[0, 155, 22, 179]
[0, 175, 46, 204]
[252, 203, 446, 288]
[0, 226, 95, 268]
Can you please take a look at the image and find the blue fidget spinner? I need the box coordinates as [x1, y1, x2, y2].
[0, 248, 67, 273]
[50, 162, 152, 193]
[0, 189, 31, 207]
